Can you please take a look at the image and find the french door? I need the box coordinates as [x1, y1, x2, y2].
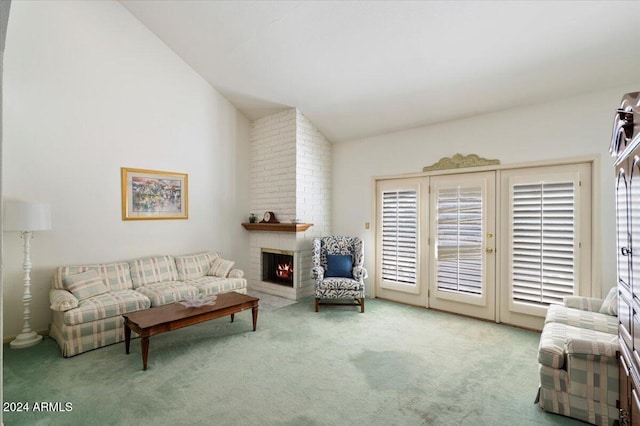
[429, 172, 496, 321]
[375, 162, 591, 328]
[375, 178, 428, 307]
[375, 172, 495, 317]
[498, 163, 591, 329]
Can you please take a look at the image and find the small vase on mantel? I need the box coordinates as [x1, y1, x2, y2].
[248, 213, 257, 223]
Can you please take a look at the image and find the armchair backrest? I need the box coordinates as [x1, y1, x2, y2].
[312, 236, 364, 270]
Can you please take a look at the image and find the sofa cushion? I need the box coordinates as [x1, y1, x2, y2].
[134, 281, 198, 306]
[184, 276, 247, 297]
[538, 322, 619, 369]
[316, 277, 363, 291]
[63, 270, 109, 301]
[53, 262, 133, 292]
[599, 287, 618, 316]
[545, 304, 618, 334]
[129, 255, 178, 288]
[175, 252, 217, 280]
[63, 290, 150, 326]
[208, 257, 235, 278]
[564, 296, 603, 312]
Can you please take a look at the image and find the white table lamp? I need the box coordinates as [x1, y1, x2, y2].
[4, 201, 52, 349]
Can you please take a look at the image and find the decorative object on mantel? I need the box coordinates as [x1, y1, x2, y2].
[4, 200, 52, 349]
[242, 222, 313, 232]
[248, 213, 257, 223]
[121, 167, 188, 221]
[422, 153, 500, 172]
[260, 211, 279, 223]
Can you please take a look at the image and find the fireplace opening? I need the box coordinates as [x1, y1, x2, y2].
[262, 249, 294, 287]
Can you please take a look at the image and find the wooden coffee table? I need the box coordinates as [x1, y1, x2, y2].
[123, 292, 259, 370]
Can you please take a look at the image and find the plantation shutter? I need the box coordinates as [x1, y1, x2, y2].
[381, 189, 418, 286]
[436, 185, 483, 295]
[511, 181, 576, 306]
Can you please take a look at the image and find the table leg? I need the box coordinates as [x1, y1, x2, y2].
[230, 313, 235, 323]
[141, 336, 149, 371]
[252, 306, 258, 331]
[124, 323, 131, 354]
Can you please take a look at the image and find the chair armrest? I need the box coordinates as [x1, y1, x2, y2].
[565, 335, 618, 357]
[565, 335, 619, 402]
[229, 269, 244, 278]
[563, 296, 603, 312]
[311, 266, 324, 280]
[353, 266, 368, 281]
[49, 289, 78, 312]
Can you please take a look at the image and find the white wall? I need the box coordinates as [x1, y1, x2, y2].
[2, 1, 250, 338]
[332, 87, 640, 298]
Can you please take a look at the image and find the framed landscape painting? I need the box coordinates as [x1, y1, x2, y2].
[121, 167, 188, 220]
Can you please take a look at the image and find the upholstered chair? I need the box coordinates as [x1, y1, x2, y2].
[311, 236, 367, 312]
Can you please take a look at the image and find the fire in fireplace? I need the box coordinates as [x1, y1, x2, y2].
[262, 249, 294, 287]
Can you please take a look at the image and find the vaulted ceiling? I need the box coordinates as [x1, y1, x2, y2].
[120, 1, 640, 142]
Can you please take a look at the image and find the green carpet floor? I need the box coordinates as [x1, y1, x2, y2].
[3, 297, 583, 425]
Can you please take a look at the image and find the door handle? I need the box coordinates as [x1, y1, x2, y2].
[486, 248, 494, 254]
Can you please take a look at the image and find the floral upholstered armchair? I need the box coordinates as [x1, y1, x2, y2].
[311, 236, 367, 312]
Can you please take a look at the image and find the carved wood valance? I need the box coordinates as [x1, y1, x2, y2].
[422, 153, 500, 172]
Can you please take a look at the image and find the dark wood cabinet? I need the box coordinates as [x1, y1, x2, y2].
[612, 91, 640, 426]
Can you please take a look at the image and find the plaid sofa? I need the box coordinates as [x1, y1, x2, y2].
[49, 252, 246, 357]
[536, 293, 619, 425]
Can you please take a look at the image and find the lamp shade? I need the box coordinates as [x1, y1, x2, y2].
[4, 201, 52, 232]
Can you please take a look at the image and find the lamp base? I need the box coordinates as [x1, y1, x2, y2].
[10, 331, 43, 349]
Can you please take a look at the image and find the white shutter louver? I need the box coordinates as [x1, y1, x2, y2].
[511, 181, 575, 306]
[436, 186, 483, 295]
[382, 190, 418, 286]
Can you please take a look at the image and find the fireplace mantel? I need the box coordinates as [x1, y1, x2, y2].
[241, 223, 313, 232]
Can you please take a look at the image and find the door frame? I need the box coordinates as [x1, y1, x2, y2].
[428, 171, 497, 321]
[374, 177, 428, 307]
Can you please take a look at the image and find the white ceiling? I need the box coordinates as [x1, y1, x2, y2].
[120, 0, 640, 143]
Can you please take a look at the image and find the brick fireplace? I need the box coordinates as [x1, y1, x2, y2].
[247, 109, 331, 300]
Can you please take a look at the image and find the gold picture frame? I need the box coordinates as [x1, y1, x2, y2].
[121, 167, 188, 220]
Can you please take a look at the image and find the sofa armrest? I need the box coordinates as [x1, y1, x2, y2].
[565, 335, 619, 403]
[353, 266, 368, 281]
[49, 289, 79, 312]
[564, 296, 603, 312]
[228, 269, 244, 278]
[565, 335, 618, 357]
[311, 266, 324, 281]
